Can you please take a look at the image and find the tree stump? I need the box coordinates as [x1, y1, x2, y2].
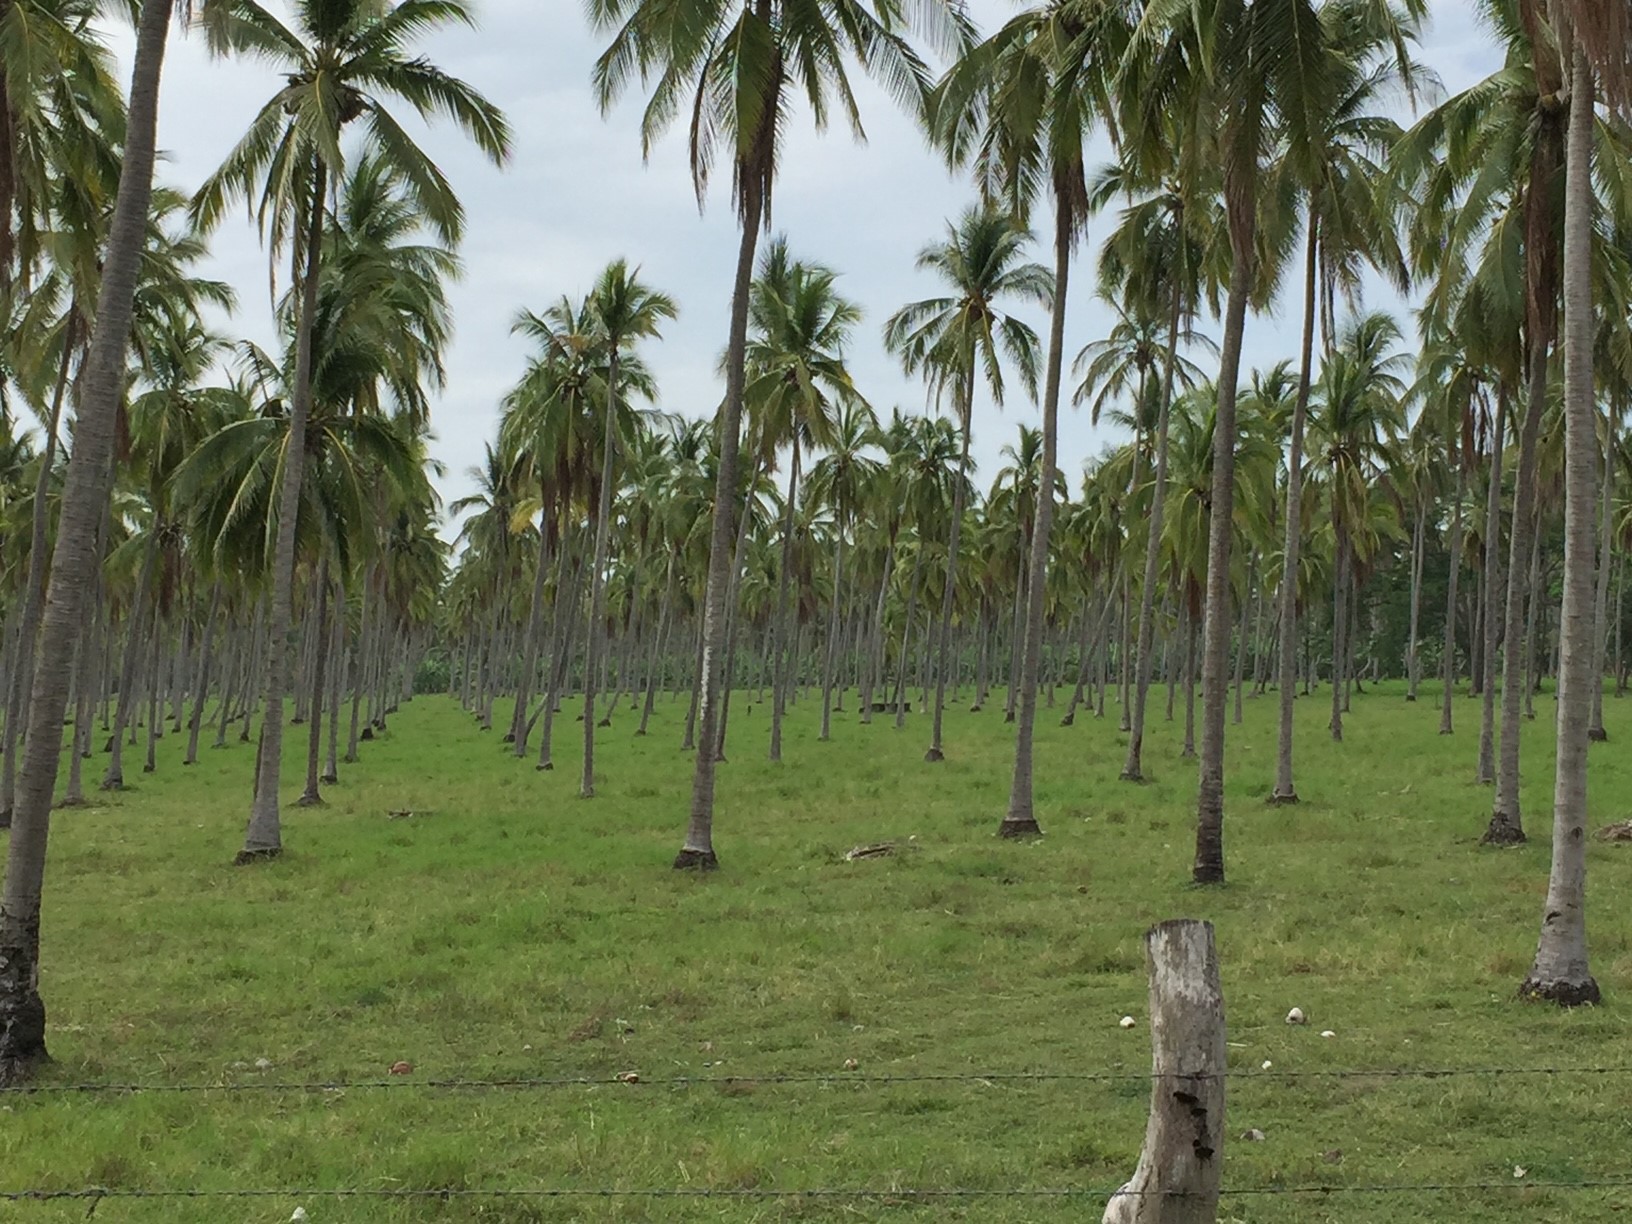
[1103, 919, 1225, 1224]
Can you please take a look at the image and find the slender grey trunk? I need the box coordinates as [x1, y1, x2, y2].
[0, 0, 171, 1078]
[999, 197, 1069, 838]
[1522, 44, 1597, 1005]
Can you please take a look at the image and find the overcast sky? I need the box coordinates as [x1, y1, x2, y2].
[125, 0, 1505, 539]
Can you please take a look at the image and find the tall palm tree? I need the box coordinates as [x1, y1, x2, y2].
[590, 0, 968, 869]
[883, 204, 1046, 763]
[192, 0, 508, 862]
[1313, 311, 1407, 742]
[1522, 4, 1605, 1006]
[806, 400, 883, 739]
[581, 260, 675, 797]
[933, 0, 1130, 838]
[744, 240, 860, 762]
[0, 0, 172, 1084]
[1270, 0, 1425, 801]
[1134, 0, 1333, 884]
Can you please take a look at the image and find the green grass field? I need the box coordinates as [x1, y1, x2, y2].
[5, 679, 1632, 1222]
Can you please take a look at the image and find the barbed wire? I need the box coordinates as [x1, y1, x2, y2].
[5, 1064, 1632, 1095]
[6, 1179, 1632, 1206]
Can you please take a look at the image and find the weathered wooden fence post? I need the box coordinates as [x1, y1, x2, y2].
[1103, 919, 1225, 1224]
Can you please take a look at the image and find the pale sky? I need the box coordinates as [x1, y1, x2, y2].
[120, 0, 1505, 539]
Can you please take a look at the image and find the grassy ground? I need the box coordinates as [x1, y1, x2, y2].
[4, 676, 1632, 1222]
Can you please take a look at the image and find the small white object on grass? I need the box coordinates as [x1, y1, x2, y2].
[1320, 1030, 1336, 1039]
[1241, 1129, 1266, 1142]
[290, 1209, 308, 1223]
[1285, 1007, 1307, 1025]
[1514, 1166, 1528, 1179]
[1261, 1060, 1273, 1070]
[1119, 1016, 1136, 1029]
[254, 1058, 272, 1071]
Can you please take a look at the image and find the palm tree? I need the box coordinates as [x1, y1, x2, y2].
[0, 0, 172, 1083]
[192, 0, 508, 863]
[1313, 311, 1407, 742]
[1521, 5, 1605, 1006]
[1133, 0, 1334, 885]
[590, 0, 967, 869]
[933, 0, 1130, 838]
[1269, 0, 1425, 801]
[580, 260, 675, 797]
[883, 204, 1046, 763]
[805, 400, 883, 739]
[741, 241, 860, 761]
[1090, 128, 1224, 784]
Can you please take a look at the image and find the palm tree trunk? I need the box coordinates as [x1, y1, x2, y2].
[1488, 358, 1548, 841]
[1406, 499, 1425, 701]
[1440, 465, 1466, 733]
[1193, 196, 1255, 885]
[1182, 603, 1198, 759]
[677, 173, 765, 869]
[0, 0, 170, 1079]
[999, 196, 1068, 838]
[1271, 225, 1318, 801]
[298, 571, 330, 806]
[142, 607, 164, 773]
[1330, 533, 1348, 742]
[1524, 525, 1542, 720]
[820, 530, 845, 742]
[1122, 268, 1184, 781]
[581, 352, 621, 798]
[324, 586, 344, 784]
[1475, 391, 1507, 781]
[104, 531, 160, 790]
[511, 503, 552, 753]
[238, 157, 327, 863]
[1589, 409, 1614, 740]
[892, 542, 926, 726]
[0, 311, 76, 823]
[927, 368, 973, 761]
[1522, 42, 1598, 1005]
[769, 437, 802, 761]
[1233, 560, 1250, 726]
[184, 582, 221, 766]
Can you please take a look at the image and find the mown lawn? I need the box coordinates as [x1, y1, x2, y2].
[5, 677, 1632, 1222]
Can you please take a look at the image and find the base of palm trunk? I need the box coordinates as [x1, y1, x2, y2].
[1059, 712, 1074, 726]
[673, 847, 718, 871]
[1405, 694, 1416, 702]
[1588, 727, 1608, 742]
[320, 772, 338, 785]
[1119, 767, 1144, 783]
[1003, 712, 1015, 724]
[536, 762, 553, 772]
[100, 778, 123, 792]
[597, 718, 612, 728]
[1480, 814, 1526, 846]
[634, 729, 647, 738]
[233, 846, 283, 866]
[360, 728, 374, 741]
[501, 732, 515, 743]
[969, 705, 982, 713]
[1266, 790, 1299, 806]
[1518, 974, 1601, 1007]
[296, 792, 323, 808]
[0, 1006, 48, 1088]
[924, 747, 945, 762]
[53, 796, 87, 810]
[1192, 865, 1225, 885]
[998, 817, 1042, 839]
